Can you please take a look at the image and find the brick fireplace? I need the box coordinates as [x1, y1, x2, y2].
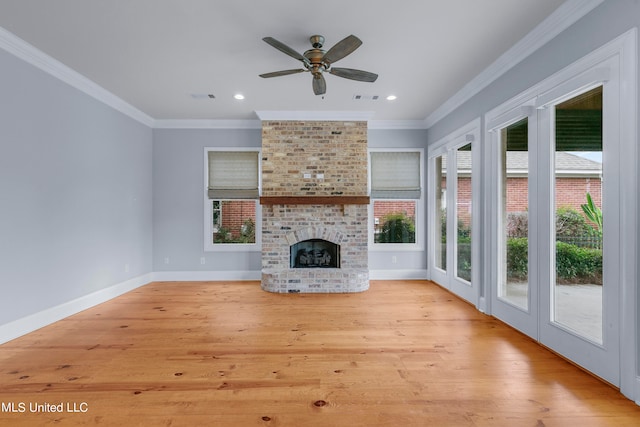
[260, 120, 369, 293]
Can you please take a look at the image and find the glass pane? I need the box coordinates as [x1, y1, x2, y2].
[456, 144, 472, 282]
[434, 155, 447, 271]
[212, 200, 256, 244]
[500, 118, 528, 309]
[553, 86, 603, 343]
[373, 200, 416, 243]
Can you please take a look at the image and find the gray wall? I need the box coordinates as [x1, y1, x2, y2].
[152, 127, 428, 273]
[0, 48, 153, 325]
[152, 128, 262, 272]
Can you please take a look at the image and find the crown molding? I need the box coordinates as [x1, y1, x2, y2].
[0, 25, 154, 127]
[153, 119, 261, 129]
[424, 0, 605, 128]
[153, 118, 427, 130]
[255, 110, 375, 122]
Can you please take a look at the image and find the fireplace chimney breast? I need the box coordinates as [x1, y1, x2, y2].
[260, 120, 369, 293]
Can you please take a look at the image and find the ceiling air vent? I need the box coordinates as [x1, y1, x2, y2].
[352, 94, 379, 101]
[190, 93, 215, 99]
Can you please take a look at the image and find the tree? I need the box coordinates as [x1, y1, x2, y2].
[376, 212, 415, 243]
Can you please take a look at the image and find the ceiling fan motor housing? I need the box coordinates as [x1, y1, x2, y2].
[309, 35, 324, 48]
[304, 48, 327, 72]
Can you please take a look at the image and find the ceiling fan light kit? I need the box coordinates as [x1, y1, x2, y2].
[260, 34, 378, 96]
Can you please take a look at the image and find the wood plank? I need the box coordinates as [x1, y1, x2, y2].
[0, 280, 639, 426]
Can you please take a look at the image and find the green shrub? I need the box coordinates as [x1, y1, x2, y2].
[457, 242, 472, 281]
[556, 241, 602, 284]
[506, 238, 528, 279]
[214, 218, 256, 244]
[505, 237, 602, 284]
[507, 212, 528, 238]
[376, 212, 415, 243]
[556, 207, 591, 238]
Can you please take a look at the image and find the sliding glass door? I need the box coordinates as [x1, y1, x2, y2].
[488, 112, 539, 338]
[538, 81, 620, 385]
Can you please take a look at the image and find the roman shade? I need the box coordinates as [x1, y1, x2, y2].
[207, 151, 259, 199]
[370, 151, 421, 199]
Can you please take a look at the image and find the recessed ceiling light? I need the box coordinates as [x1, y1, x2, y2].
[234, 93, 245, 100]
[386, 95, 397, 101]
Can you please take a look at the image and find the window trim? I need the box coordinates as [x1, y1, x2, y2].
[204, 147, 261, 252]
[368, 148, 425, 251]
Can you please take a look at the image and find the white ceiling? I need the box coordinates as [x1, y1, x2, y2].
[0, 0, 579, 125]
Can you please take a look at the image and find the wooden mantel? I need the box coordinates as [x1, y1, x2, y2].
[260, 196, 370, 205]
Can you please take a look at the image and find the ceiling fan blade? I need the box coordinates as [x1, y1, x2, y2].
[322, 35, 362, 65]
[262, 37, 309, 65]
[259, 69, 306, 78]
[312, 74, 326, 95]
[329, 67, 378, 82]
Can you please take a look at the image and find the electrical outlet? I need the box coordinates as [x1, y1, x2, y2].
[124, 263, 130, 272]
[164, 257, 170, 265]
[200, 257, 206, 265]
[392, 256, 397, 264]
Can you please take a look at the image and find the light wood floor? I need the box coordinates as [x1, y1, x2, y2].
[1, 280, 639, 426]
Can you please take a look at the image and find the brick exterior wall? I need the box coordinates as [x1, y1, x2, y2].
[430, 175, 600, 232]
[555, 177, 602, 210]
[219, 200, 256, 236]
[505, 177, 529, 212]
[373, 201, 416, 219]
[505, 177, 602, 212]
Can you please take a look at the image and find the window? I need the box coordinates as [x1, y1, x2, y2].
[500, 117, 529, 310]
[434, 153, 447, 270]
[370, 150, 423, 247]
[211, 200, 256, 244]
[553, 86, 603, 343]
[205, 149, 260, 251]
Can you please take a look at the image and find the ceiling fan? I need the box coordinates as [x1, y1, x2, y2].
[259, 34, 378, 96]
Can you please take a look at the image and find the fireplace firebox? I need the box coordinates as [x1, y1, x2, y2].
[290, 239, 340, 269]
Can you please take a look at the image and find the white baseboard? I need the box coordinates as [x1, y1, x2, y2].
[369, 269, 428, 280]
[0, 273, 152, 345]
[478, 296, 488, 314]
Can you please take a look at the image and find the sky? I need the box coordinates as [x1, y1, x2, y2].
[570, 151, 602, 163]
